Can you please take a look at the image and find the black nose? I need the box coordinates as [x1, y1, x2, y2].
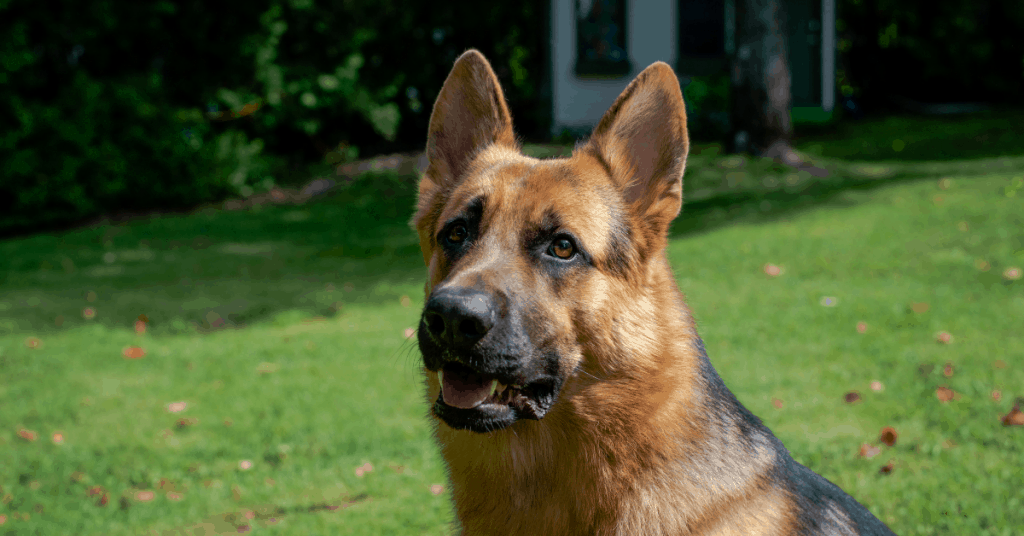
[422, 288, 495, 350]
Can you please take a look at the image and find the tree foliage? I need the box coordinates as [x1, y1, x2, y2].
[0, 0, 549, 235]
[837, 0, 1024, 107]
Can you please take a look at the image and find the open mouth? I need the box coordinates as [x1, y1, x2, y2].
[432, 362, 551, 432]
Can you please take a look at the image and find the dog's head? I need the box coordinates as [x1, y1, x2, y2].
[411, 50, 689, 433]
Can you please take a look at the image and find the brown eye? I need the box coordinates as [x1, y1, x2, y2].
[549, 238, 575, 259]
[447, 223, 468, 244]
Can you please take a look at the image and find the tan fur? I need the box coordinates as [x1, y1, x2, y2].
[413, 50, 805, 536]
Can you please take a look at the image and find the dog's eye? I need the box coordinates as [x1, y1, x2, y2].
[549, 238, 575, 259]
[446, 223, 469, 245]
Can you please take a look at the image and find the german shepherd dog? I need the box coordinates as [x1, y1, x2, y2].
[412, 50, 897, 535]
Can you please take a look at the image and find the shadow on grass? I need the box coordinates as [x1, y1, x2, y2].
[3, 111, 1023, 337]
[793, 108, 1024, 162]
[673, 171, 929, 240]
[0, 172, 427, 336]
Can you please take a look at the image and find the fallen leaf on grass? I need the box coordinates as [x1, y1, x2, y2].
[176, 417, 198, 429]
[17, 428, 37, 442]
[911, 302, 930, 313]
[975, 259, 990, 271]
[1004, 267, 1022, 281]
[763, 263, 782, 277]
[135, 314, 149, 334]
[870, 381, 884, 392]
[994, 360, 1007, 369]
[856, 321, 867, 334]
[991, 390, 1002, 402]
[844, 391, 862, 404]
[936, 387, 955, 403]
[135, 490, 155, 502]
[355, 462, 374, 477]
[943, 362, 954, 377]
[430, 484, 444, 496]
[819, 296, 838, 307]
[935, 331, 953, 344]
[879, 460, 895, 475]
[239, 460, 253, 471]
[24, 337, 41, 349]
[52, 432, 64, 444]
[859, 444, 880, 459]
[87, 486, 107, 507]
[83, 307, 96, 319]
[167, 401, 187, 413]
[1002, 406, 1024, 426]
[400, 295, 412, 307]
[123, 346, 146, 359]
[0, 514, 6, 525]
[879, 427, 898, 446]
[167, 492, 183, 501]
[388, 464, 405, 474]
[403, 327, 416, 339]
[772, 398, 784, 409]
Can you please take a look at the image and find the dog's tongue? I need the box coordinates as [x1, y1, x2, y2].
[441, 366, 493, 409]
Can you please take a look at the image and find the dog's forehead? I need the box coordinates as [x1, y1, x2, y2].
[439, 151, 619, 243]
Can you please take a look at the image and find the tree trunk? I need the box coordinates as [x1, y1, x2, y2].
[727, 0, 793, 159]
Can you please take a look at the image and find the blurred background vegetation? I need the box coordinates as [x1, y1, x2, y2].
[1, 0, 1021, 236]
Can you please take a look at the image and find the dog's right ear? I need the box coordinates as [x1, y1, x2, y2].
[424, 49, 516, 188]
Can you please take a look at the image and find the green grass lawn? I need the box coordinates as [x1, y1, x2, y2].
[2, 114, 1023, 535]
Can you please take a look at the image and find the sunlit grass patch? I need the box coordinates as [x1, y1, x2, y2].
[1, 121, 1023, 534]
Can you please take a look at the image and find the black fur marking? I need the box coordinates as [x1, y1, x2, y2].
[520, 209, 593, 269]
[438, 196, 486, 260]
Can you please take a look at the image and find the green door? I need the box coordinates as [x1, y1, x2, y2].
[787, 0, 822, 108]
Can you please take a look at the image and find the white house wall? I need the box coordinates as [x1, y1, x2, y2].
[551, 0, 678, 135]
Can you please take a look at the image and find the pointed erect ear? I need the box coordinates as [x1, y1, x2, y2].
[586, 62, 689, 230]
[424, 50, 516, 186]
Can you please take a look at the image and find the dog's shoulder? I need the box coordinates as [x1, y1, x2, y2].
[690, 339, 896, 536]
[781, 459, 897, 536]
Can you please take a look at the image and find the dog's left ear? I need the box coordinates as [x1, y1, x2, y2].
[586, 62, 689, 233]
